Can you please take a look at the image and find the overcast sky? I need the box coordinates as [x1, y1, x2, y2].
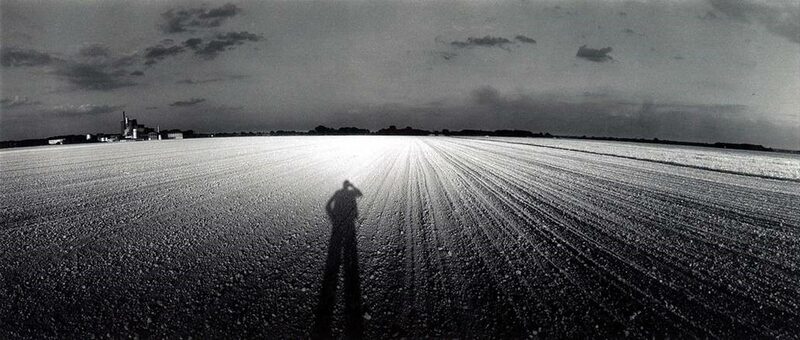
[1, 0, 798, 148]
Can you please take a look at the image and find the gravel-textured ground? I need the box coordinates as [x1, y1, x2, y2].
[2, 136, 799, 338]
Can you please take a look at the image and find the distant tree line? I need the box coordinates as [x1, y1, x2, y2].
[562, 135, 775, 152]
[197, 125, 553, 137]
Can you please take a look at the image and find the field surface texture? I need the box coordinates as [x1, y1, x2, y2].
[2, 136, 799, 338]
[488, 137, 800, 180]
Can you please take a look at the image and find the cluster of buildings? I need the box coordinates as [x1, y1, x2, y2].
[120, 111, 183, 141]
[46, 112, 184, 145]
[121, 111, 158, 141]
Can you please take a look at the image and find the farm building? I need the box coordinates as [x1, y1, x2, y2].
[167, 132, 183, 140]
[98, 135, 118, 142]
[120, 112, 160, 141]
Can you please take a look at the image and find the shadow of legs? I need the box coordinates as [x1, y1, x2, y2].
[342, 222, 363, 338]
[311, 227, 343, 338]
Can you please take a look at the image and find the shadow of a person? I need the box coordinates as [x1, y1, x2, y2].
[311, 180, 364, 339]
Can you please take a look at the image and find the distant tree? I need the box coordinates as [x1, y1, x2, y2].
[376, 125, 431, 136]
[313, 125, 335, 134]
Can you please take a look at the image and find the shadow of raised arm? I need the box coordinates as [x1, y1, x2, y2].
[351, 186, 362, 198]
[325, 194, 335, 217]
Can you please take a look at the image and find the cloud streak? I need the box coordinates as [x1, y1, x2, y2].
[144, 44, 186, 65]
[0, 45, 140, 91]
[0, 47, 56, 67]
[451, 36, 512, 48]
[515, 35, 537, 44]
[78, 44, 111, 58]
[169, 98, 206, 107]
[161, 3, 242, 33]
[188, 32, 263, 59]
[46, 104, 123, 117]
[1, 96, 41, 109]
[54, 61, 135, 91]
[142, 32, 262, 64]
[576, 45, 613, 62]
[176, 75, 246, 84]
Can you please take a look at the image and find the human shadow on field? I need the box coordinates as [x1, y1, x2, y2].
[311, 180, 364, 339]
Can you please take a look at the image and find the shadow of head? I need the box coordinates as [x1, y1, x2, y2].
[326, 180, 363, 223]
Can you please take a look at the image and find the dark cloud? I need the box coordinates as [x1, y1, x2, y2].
[161, 10, 195, 33]
[47, 104, 123, 117]
[1, 47, 55, 67]
[1, 96, 41, 109]
[177, 78, 221, 84]
[54, 63, 136, 90]
[176, 75, 247, 84]
[111, 55, 137, 68]
[218, 31, 262, 42]
[75, 44, 136, 68]
[143, 44, 186, 65]
[170, 98, 206, 107]
[622, 28, 644, 36]
[619, 11, 628, 16]
[709, 0, 755, 21]
[515, 35, 537, 44]
[160, 3, 242, 33]
[199, 3, 241, 20]
[451, 36, 512, 48]
[184, 38, 203, 49]
[130, 70, 144, 76]
[177, 79, 199, 84]
[709, 0, 800, 44]
[192, 31, 262, 59]
[78, 44, 111, 58]
[55, 45, 140, 90]
[0, 44, 139, 91]
[143, 33, 260, 64]
[471, 86, 501, 105]
[576, 45, 613, 62]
